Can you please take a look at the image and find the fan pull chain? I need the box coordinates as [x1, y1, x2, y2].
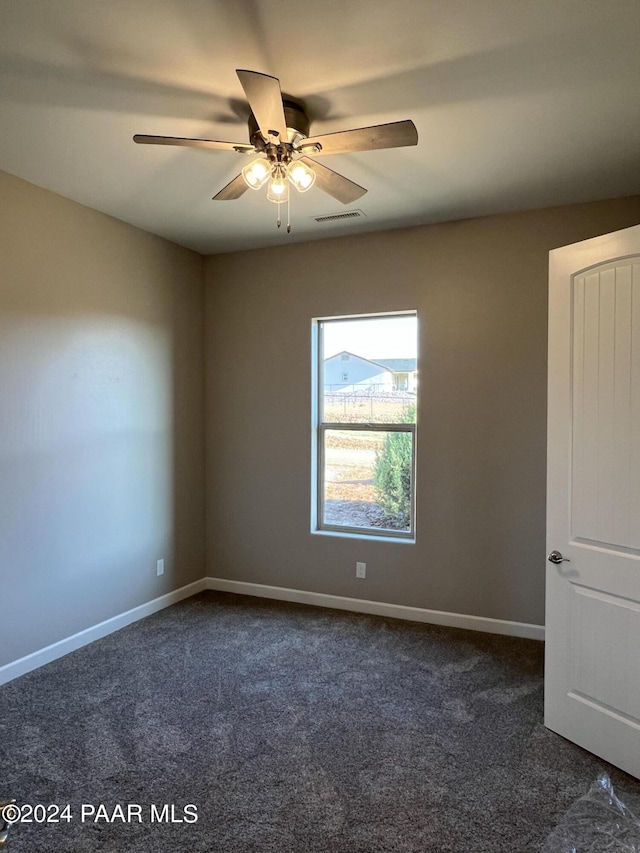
[287, 194, 291, 234]
[276, 199, 281, 229]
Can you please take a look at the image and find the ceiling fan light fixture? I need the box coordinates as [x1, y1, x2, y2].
[266, 166, 290, 203]
[134, 69, 417, 229]
[287, 160, 316, 192]
[242, 158, 270, 190]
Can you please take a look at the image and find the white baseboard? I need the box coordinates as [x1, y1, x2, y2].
[0, 576, 544, 687]
[0, 579, 207, 687]
[205, 577, 545, 641]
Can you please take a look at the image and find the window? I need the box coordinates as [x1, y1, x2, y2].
[312, 312, 418, 540]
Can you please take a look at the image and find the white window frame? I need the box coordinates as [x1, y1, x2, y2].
[311, 311, 417, 541]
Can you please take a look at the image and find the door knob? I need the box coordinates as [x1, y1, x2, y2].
[548, 550, 570, 564]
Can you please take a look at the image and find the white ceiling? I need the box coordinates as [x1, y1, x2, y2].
[1, 0, 639, 255]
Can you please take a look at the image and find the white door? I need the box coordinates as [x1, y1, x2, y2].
[545, 223, 640, 778]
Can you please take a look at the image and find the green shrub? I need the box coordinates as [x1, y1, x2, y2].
[374, 404, 415, 527]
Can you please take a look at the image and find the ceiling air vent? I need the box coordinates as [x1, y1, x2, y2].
[313, 209, 366, 223]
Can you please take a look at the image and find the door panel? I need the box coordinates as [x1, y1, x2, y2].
[546, 225, 640, 779]
[571, 262, 640, 548]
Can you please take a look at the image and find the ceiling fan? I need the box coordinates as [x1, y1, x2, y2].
[134, 69, 418, 231]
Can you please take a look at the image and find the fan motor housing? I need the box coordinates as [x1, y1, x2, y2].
[248, 99, 310, 146]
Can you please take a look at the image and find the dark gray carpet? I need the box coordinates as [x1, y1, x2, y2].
[1, 591, 639, 852]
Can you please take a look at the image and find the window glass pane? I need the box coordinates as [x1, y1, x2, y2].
[323, 429, 413, 534]
[323, 391, 416, 425]
[321, 315, 417, 424]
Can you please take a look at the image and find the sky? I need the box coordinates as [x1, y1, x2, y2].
[322, 314, 417, 360]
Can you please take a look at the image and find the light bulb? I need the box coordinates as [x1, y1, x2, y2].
[286, 160, 316, 192]
[267, 168, 290, 203]
[242, 159, 270, 190]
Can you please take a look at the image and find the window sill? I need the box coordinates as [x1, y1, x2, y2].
[311, 528, 415, 544]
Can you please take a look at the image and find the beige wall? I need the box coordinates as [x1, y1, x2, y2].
[0, 170, 205, 668]
[2, 172, 639, 666]
[204, 195, 640, 627]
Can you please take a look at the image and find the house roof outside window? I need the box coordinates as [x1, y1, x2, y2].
[372, 358, 417, 373]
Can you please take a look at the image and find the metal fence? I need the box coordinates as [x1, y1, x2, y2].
[323, 389, 416, 423]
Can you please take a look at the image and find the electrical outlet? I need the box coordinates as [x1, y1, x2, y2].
[356, 561, 366, 579]
[156, 558, 165, 576]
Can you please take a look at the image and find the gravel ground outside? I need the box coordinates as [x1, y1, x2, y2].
[323, 431, 409, 531]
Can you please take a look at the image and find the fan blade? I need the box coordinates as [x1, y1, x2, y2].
[134, 134, 254, 153]
[300, 120, 418, 156]
[300, 157, 367, 204]
[212, 174, 248, 201]
[236, 69, 288, 143]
